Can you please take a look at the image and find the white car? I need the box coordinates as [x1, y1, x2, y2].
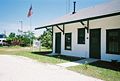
[0, 38, 6, 45]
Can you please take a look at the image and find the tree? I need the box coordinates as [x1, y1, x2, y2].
[6, 31, 36, 46]
[6, 32, 16, 45]
[39, 28, 52, 49]
[7, 32, 15, 40]
[20, 31, 35, 46]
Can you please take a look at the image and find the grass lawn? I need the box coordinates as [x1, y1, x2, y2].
[1, 46, 120, 81]
[0, 46, 82, 64]
[68, 61, 120, 81]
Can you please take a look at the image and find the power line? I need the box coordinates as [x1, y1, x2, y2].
[66, 0, 71, 14]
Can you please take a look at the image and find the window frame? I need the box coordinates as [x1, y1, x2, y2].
[78, 28, 85, 44]
[65, 33, 72, 50]
[106, 29, 120, 54]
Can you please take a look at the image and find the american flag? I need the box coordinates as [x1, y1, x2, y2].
[27, 5, 32, 17]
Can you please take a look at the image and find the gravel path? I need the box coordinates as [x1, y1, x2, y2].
[0, 55, 103, 81]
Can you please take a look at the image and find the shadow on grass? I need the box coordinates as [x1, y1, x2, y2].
[88, 60, 120, 71]
[32, 51, 52, 55]
[31, 51, 84, 62]
[32, 51, 120, 71]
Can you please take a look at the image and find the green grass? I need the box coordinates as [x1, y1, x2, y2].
[1, 46, 120, 81]
[0, 46, 63, 64]
[0, 46, 80, 64]
[39, 47, 52, 51]
[15, 51, 67, 64]
[68, 63, 120, 81]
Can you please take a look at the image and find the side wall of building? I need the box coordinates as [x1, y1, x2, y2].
[53, 15, 120, 62]
[90, 15, 120, 62]
[53, 22, 89, 58]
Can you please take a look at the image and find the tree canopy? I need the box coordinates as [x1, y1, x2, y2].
[38, 28, 52, 49]
[6, 31, 35, 46]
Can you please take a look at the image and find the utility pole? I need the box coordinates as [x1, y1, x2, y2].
[4, 30, 6, 35]
[19, 21, 23, 34]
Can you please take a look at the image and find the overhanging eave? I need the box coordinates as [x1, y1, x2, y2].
[35, 12, 120, 30]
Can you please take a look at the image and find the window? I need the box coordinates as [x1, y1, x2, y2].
[0, 34, 6, 38]
[78, 28, 85, 44]
[0, 35, 3, 38]
[65, 33, 72, 50]
[106, 29, 120, 54]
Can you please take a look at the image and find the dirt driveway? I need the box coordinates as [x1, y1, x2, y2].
[0, 55, 103, 81]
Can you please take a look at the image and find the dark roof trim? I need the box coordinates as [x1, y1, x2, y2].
[35, 26, 50, 29]
[35, 12, 120, 30]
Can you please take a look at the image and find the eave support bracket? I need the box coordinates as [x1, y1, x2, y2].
[80, 20, 89, 33]
[46, 27, 52, 33]
[56, 24, 65, 35]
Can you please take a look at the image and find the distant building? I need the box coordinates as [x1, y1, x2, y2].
[0, 34, 6, 45]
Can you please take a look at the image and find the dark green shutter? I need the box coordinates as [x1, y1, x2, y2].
[65, 33, 72, 50]
[106, 29, 120, 54]
[78, 28, 85, 44]
[55, 32, 61, 53]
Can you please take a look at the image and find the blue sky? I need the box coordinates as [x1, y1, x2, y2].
[0, 0, 110, 36]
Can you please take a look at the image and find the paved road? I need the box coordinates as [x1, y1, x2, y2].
[0, 55, 103, 81]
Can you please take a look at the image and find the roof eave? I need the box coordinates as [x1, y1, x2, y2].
[35, 12, 120, 30]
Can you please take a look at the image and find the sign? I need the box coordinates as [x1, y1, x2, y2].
[33, 40, 41, 51]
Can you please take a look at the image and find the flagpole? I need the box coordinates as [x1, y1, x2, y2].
[30, 16, 32, 47]
[27, 4, 33, 47]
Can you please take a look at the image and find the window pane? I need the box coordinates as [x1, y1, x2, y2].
[65, 33, 72, 50]
[78, 28, 85, 44]
[106, 29, 120, 54]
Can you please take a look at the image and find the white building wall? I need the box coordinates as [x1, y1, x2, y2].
[90, 15, 120, 62]
[53, 15, 120, 62]
[62, 23, 89, 58]
[53, 22, 89, 58]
